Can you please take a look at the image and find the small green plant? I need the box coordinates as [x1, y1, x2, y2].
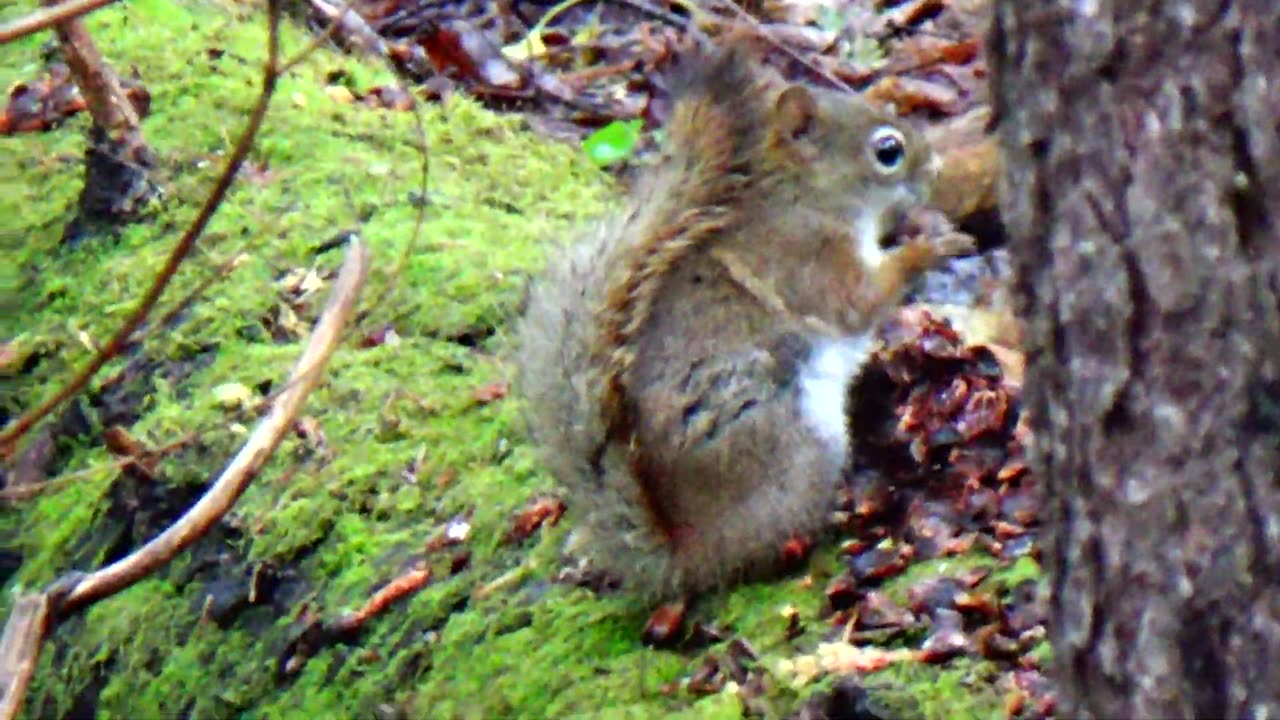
[583, 118, 643, 167]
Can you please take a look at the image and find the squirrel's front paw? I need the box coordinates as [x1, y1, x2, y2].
[930, 231, 977, 258]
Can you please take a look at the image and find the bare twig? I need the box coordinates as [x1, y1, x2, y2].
[41, 0, 140, 134]
[62, 238, 369, 611]
[0, 433, 195, 503]
[0, 238, 368, 720]
[390, 108, 430, 301]
[279, 0, 352, 75]
[0, 0, 119, 45]
[715, 0, 856, 93]
[0, 0, 285, 454]
[147, 252, 251, 338]
[301, 0, 429, 327]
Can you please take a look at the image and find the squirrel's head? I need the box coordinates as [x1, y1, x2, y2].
[764, 84, 939, 263]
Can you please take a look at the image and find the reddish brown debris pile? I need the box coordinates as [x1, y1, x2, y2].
[844, 306, 1035, 559]
[301, 0, 994, 148]
[800, 305, 1054, 719]
[1, 62, 150, 135]
[854, 306, 1027, 489]
[845, 309, 1036, 542]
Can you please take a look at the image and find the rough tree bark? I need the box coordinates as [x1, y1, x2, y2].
[989, 2, 1280, 718]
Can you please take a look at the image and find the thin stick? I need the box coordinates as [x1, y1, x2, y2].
[0, 0, 119, 45]
[43, 0, 140, 134]
[0, 434, 195, 503]
[147, 253, 250, 338]
[716, 0, 856, 93]
[61, 238, 369, 611]
[278, 0, 351, 75]
[302, 0, 429, 324]
[0, 0, 285, 454]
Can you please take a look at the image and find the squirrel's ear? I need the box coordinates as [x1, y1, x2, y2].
[773, 86, 817, 141]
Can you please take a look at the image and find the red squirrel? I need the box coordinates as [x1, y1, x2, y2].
[516, 42, 966, 599]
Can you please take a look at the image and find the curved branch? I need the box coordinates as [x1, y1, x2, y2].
[0, 0, 119, 45]
[0, 596, 49, 720]
[62, 239, 369, 610]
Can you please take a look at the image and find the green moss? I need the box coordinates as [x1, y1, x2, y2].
[2, 2, 1011, 717]
[865, 657, 1005, 720]
[986, 555, 1042, 590]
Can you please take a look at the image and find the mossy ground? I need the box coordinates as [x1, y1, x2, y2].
[0, 3, 1023, 717]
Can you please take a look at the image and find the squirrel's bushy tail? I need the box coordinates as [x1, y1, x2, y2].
[515, 218, 679, 594]
[658, 42, 776, 203]
[514, 220, 613, 492]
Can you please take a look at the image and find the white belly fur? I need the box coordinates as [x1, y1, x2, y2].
[798, 334, 875, 462]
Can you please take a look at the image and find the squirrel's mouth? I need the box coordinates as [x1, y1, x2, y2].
[874, 184, 934, 251]
[879, 207, 916, 250]
[848, 184, 929, 265]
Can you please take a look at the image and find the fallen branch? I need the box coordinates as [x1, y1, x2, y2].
[0, 237, 369, 720]
[66, 240, 369, 611]
[0, 0, 119, 45]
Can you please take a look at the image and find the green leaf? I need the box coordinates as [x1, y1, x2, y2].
[502, 32, 547, 61]
[582, 119, 643, 167]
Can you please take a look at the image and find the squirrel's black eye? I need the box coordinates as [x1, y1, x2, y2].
[869, 127, 907, 173]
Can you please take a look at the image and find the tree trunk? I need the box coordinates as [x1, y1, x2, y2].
[989, 3, 1280, 718]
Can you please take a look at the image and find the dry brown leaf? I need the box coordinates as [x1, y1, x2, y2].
[473, 381, 509, 405]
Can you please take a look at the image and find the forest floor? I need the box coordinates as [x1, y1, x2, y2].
[1, 1, 1047, 718]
